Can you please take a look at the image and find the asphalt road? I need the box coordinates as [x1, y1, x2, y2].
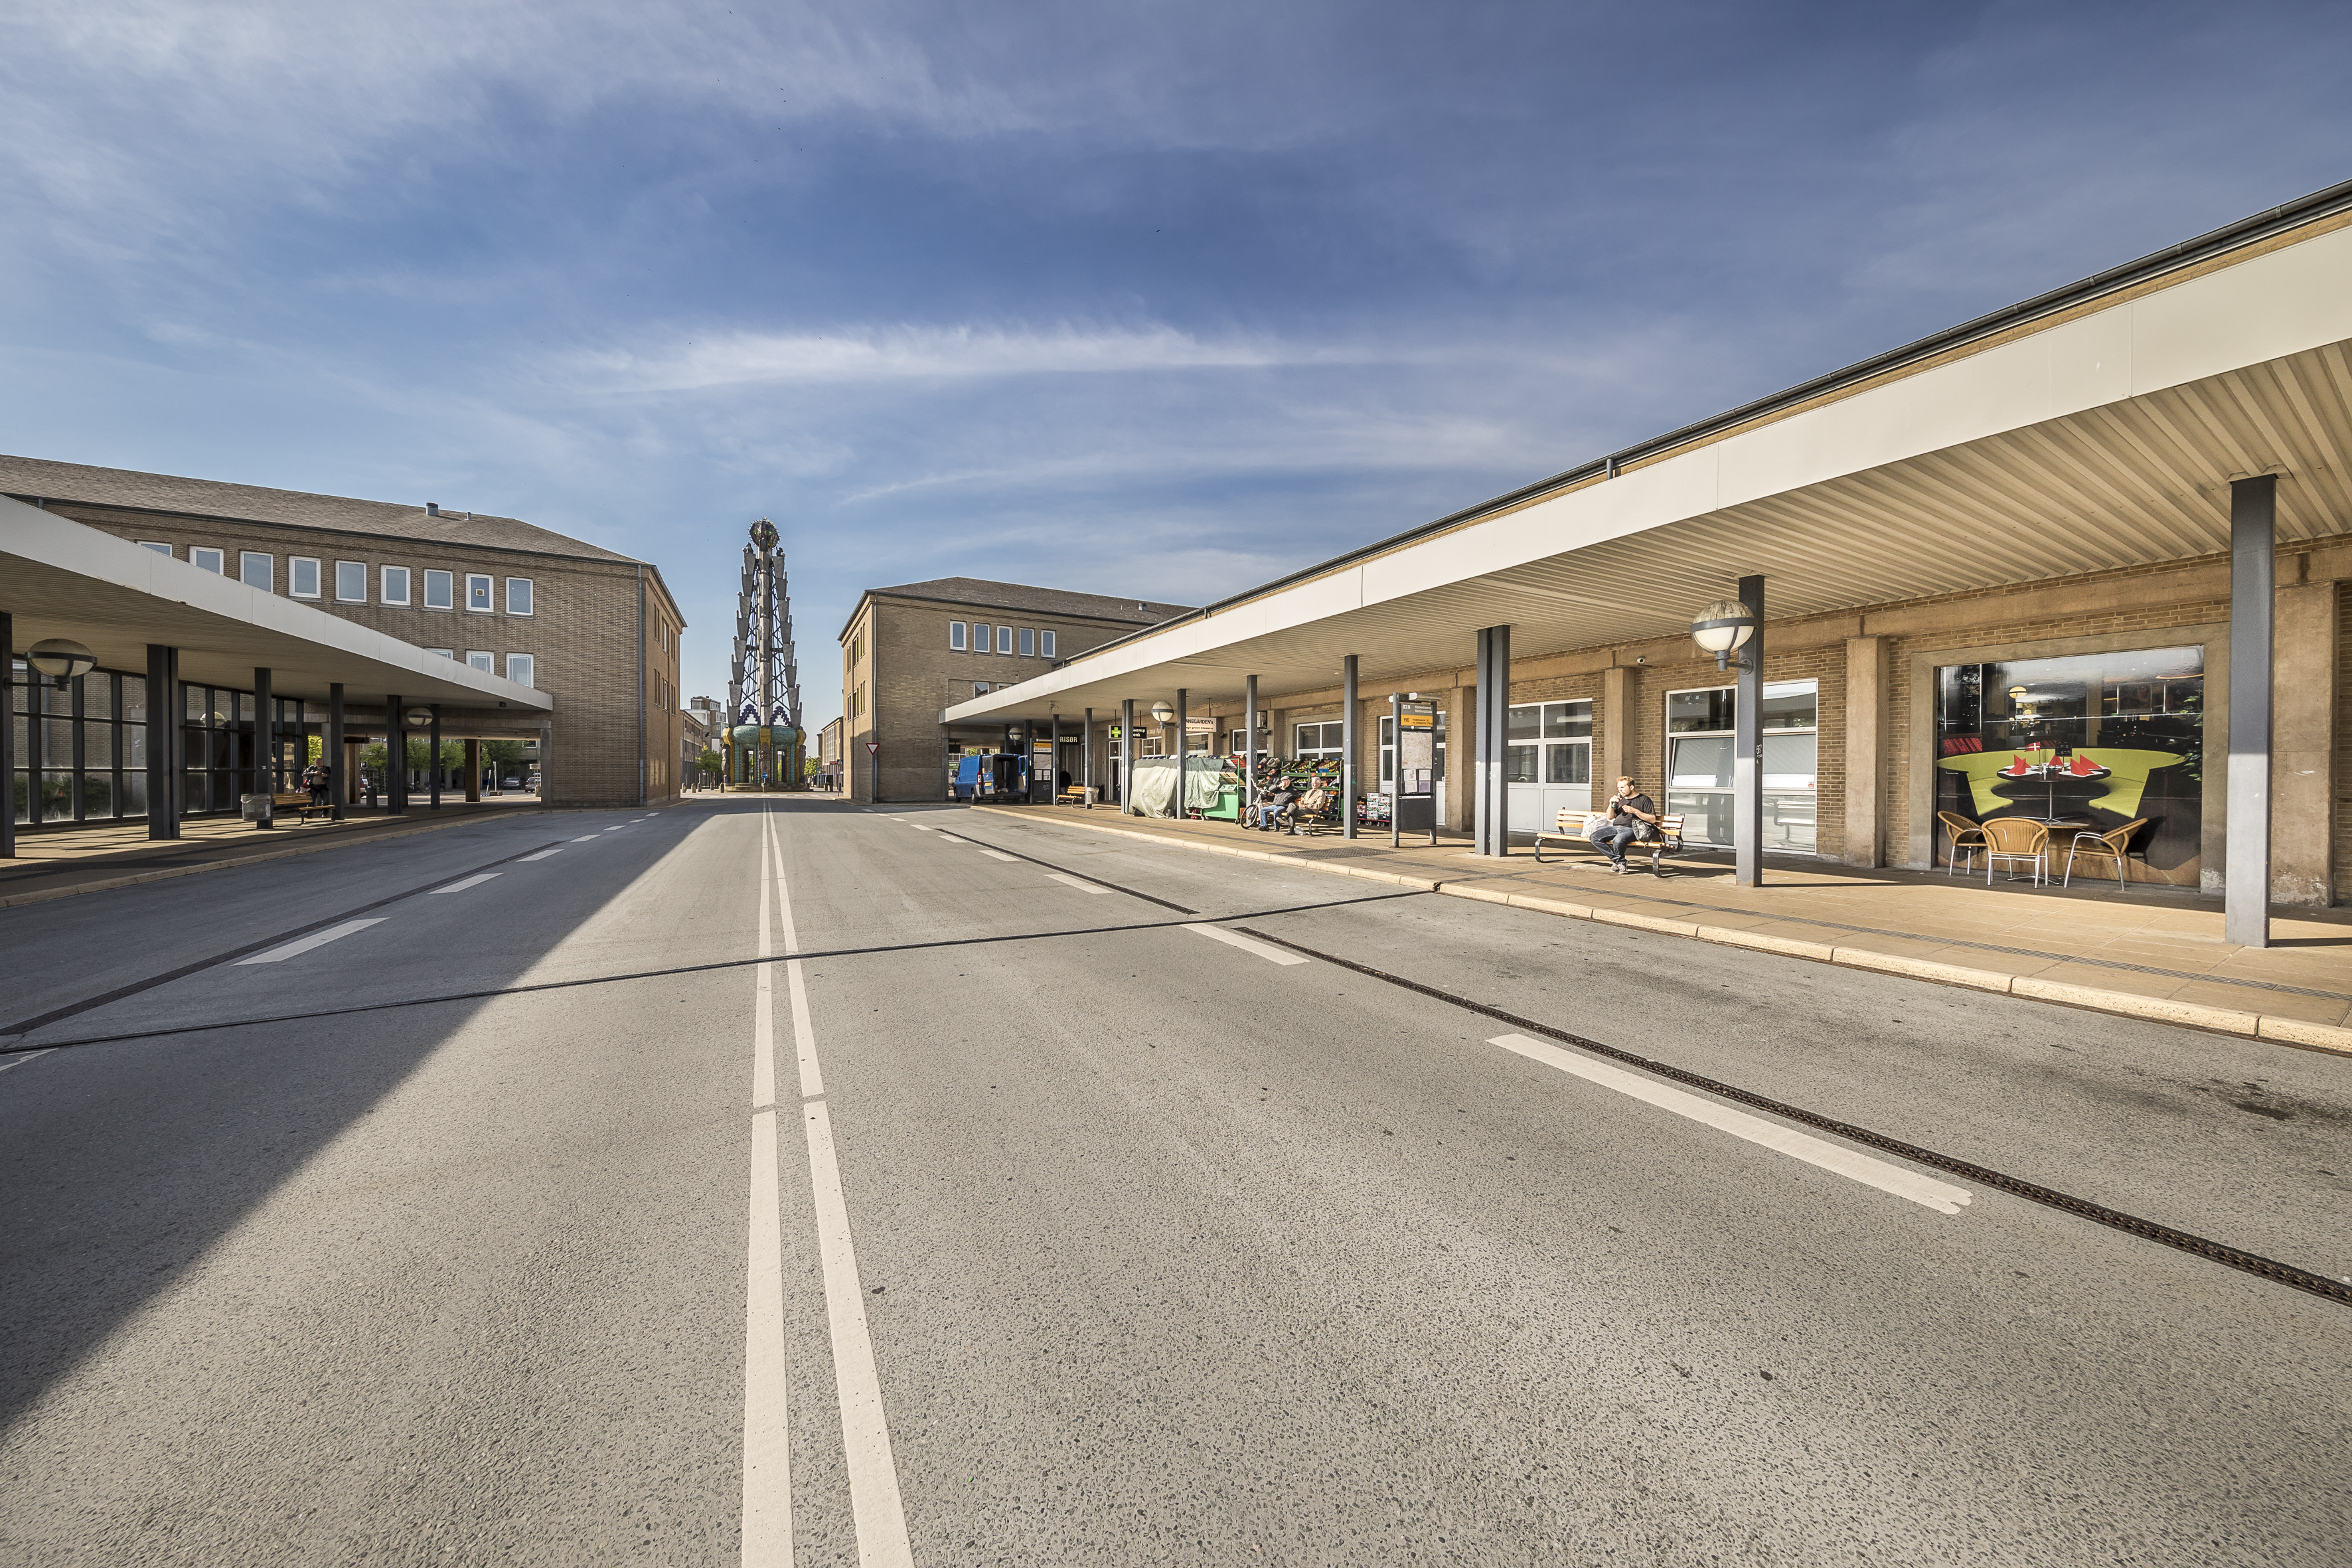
[2, 795, 2347, 1565]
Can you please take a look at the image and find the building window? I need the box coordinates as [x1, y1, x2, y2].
[1666, 681, 1818, 852]
[382, 565, 412, 605]
[139, 541, 171, 555]
[1294, 721, 1344, 761]
[974, 682, 990, 698]
[191, 547, 224, 574]
[1040, 629, 1056, 659]
[1020, 627, 1036, 657]
[465, 573, 493, 613]
[506, 578, 533, 615]
[335, 561, 367, 602]
[996, 625, 1013, 655]
[290, 557, 321, 599]
[240, 552, 273, 591]
[507, 653, 535, 687]
[423, 570, 453, 610]
[428, 648, 454, 659]
[949, 621, 967, 651]
[466, 651, 495, 672]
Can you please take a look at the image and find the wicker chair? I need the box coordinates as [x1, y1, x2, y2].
[2063, 818, 2150, 890]
[1979, 817, 2052, 887]
[1936, 810, 1988, 878]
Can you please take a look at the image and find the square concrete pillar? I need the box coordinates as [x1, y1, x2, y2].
[1441, 682, 1472, 832]
[1843, 635, 1885, 868]
[1599, 665, 1636, 791]
[2272, 580, 2337, 905]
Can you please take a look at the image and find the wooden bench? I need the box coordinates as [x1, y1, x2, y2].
[1531, 808, 1686, 873]
[1056, 788, 1088, 806]
[271, 790, 333, 824]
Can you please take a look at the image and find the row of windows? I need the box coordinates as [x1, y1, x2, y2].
[948, 621, 1056, 659]
[139, 542, 534, 615]
[420, 649, 536, 687]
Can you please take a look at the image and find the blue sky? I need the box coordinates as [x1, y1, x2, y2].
[5, 1, 2349, 730]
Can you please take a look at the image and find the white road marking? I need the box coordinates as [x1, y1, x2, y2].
[0, 1048, 55, 1074]
[518, 847, 564, 862]
[603, 826, 625, 832]
[1044, 872, 1109, 895]
[234, 917, 388, 964]
[1184, 923, 1308, 965]
[573, 834, 600, 842]
[1484, 1034, 1974, 1214]
[934, 834, 967, 845]
[742, 821, 791, 1566]
[430, 873, 502, 896]
[765, 809, 908, 1565]
[979, 848, 1019, 862]
[905, 823, 935, 832]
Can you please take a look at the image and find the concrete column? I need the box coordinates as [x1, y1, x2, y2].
[539, 721, 552, 805]
[1843, 635, 1884, 868]
[428, 705, 443, 810]
[328, 683, 345, 821]
[1083, 708, 1094, 808]
[1341, 656, 1358, 839]
[465, 737, 483, 803]
[1735, 574, 1764, 888]
[388, 697, 406, 814]
[1049, 713, 1060, 803]
[1440, 682, 1471, 834]
[2227, 477, 2275, 948]
[1243, 674, 1259, 818]
[2273, 580, 2335, 905]
[1599, 664, 1636, 795]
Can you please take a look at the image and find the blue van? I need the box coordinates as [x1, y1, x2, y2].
[952, 753, 1028, 802]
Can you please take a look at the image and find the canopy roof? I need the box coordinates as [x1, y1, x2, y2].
[1, 495, 552, 712]
[949, 188, 2352, 723]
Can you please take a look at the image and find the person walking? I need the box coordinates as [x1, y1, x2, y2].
[1588, 775, 1660, 872]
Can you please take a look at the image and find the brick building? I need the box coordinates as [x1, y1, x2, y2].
[838, 578, 1191, 802]
[3, 456, 684, 817]
[950, 181, 2352, 945]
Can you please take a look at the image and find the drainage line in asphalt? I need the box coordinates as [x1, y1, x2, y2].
[0, 892, 1429, 1056]
[1228, 923, 2352, 1312]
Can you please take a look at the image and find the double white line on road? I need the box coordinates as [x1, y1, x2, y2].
[743, 809, 912, 1568]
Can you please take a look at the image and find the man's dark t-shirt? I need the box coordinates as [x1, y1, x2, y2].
[1607, 793, 1657, 831]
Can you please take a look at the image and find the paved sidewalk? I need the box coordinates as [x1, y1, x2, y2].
[0, 799, 550, 908]
[978, 803, 2352, 1056]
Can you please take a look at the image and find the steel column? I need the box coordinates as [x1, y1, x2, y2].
[1049, 712, 1060, 803]
[1172, 688, 1186, 817]
[1083, 708, 1094, 808]
[252, 666, 273, 826]
[147, 644, 178, 838]
[2227, 475, 2276, 949]
[428, 705, 443, 809]
[328, 682, 345, 820]
[1342, 656, 1358, 840]
[1735, 575, 1764, 886]
[388, 696, 406, 813]
[1243, 674, 1259, 819]
[0, 611, 12, 858]
[1472, 625, 1510, 856]
[1389, 690, 1402, 850]
[1119, 699, 1133, 813]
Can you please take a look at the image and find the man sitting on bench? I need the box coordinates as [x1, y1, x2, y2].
[1589, 776, 1661, 874]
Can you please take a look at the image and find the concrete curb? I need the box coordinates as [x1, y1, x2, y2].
[975, 805, 2352, 1058]
[0, 805, 599, 911]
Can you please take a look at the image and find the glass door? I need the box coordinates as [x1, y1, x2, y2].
[1503, 701, 1591, 833]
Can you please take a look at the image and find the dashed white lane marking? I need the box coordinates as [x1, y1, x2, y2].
[234, 917, 388, 965]
[573, 834, 600, 842]
[934, 834, 968, 845]
[0, 1048, 56, 1074]
[979, 848, 1020, 862]
[1484, 1034, 1974, 1214]
[905, 823, 935, 832]
[603, 826, 625, 832]
[764, 809, 910, 1567]
[1183, 923, 1309, 965]
[1044, 872, 1109, 895]
[430, 873, 503, 896]
[518, 847, 564, 862]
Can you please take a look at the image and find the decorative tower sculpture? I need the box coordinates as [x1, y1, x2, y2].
[724, 518, 805, 789]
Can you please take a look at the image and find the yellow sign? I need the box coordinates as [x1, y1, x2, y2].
[1398, 710, 1435, 731]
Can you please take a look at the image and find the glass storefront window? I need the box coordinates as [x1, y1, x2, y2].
[1665, 680, 1820, 852]
[1934, 646, 2203, 886]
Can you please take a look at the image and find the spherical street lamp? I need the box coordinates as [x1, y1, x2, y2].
[1689, 599, 1757, 671]
[27, 639, 95, 684]
[1149, 700, 1175, 725]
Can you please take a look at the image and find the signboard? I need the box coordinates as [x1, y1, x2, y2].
[1397, 710, 1435, 732]
[1032, 740, 1054, 753]
[1108, 726, 1123, 740]
[864, 741, 879, 755]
